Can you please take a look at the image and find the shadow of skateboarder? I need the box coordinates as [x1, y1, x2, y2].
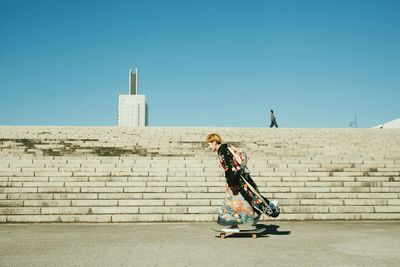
[253, 224, 291, 238]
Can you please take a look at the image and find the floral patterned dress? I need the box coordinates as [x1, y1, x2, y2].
[217, 144, 260, 226]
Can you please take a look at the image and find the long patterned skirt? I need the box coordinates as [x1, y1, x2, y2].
[217, 185, 258, 226]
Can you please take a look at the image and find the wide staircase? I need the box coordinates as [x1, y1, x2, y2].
[0, 126, 399, 223]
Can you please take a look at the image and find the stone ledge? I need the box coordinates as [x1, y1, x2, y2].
[1, 126, 399, 222]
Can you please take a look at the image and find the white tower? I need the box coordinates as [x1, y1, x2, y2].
[118, 66, 148, 127]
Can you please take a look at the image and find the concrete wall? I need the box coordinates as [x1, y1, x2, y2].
[0, 126, 399, 223]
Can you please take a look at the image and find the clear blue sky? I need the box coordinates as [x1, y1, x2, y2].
[0, 0, 399, 128]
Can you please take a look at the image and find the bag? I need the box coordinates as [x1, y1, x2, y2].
[227, 145, 250, 173]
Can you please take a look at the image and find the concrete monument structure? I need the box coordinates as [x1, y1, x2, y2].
[118, 67, 148, 127]
[0, 126, 399, 223]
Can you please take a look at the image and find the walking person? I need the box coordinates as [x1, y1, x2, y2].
[205, 133, 279, 233]
[270, 109, 279, 128]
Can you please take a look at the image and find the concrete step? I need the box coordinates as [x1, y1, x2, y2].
[0, 126, 399, 222]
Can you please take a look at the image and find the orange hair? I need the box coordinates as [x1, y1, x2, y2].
[205, 133, 222, 144]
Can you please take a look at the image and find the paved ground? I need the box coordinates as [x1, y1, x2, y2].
[1, 221, 399, 267]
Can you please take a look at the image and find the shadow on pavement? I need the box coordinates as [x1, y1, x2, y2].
[255, 224, 291, 237]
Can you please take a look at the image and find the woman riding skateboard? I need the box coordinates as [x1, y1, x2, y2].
[205, 133, 279, 233]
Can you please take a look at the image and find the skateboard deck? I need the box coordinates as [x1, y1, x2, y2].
[211, 227, 264, 239]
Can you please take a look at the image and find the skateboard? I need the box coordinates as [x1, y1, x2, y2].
[211, 228, 264, 239]
[238, 174, 280, 218]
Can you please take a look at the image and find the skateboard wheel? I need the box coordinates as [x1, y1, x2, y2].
[252, 234, 257, 239]
[220, 233, 225, 239]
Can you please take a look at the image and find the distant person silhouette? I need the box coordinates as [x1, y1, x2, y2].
[269, 110, 278, 128]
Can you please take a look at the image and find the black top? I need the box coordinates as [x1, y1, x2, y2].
[217, 144, 240, 189]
